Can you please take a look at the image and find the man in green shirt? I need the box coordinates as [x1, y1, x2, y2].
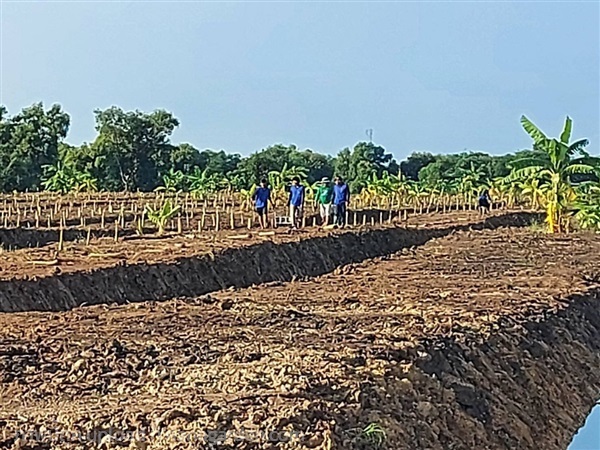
[315, 177, 334, 226]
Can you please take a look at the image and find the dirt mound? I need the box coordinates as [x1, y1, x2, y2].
[0, 212, 537, 313]
[0, 227, 599, 449]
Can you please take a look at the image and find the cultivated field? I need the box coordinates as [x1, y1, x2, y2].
[0, 207, 599, 450]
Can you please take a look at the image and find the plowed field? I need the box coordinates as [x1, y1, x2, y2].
[1, 225, 599, 449]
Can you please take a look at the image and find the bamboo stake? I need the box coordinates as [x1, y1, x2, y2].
[58, 227, 64, 253]
[114, 220, 119, 242]
[86, 227, 91, 246]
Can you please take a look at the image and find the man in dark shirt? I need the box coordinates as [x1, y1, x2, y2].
[252, 179, 274, 228]
[333, 176, 350, 227]
[288, 177, 305, 229]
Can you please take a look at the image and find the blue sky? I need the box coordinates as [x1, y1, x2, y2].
[570, 405, 599, 450]
[1, 0, 598, 160]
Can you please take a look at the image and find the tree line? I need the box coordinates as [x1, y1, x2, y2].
[0, 102, 552, 194]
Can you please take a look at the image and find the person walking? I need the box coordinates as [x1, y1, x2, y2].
[333, 176, 350, 227]
[478, 189, 492, 215]
[315, 177, 334, 226]
[288, 176, 305, 229]
[252, 179, 275, 229]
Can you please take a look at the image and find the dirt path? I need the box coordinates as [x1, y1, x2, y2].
[1, 227, 599, 449]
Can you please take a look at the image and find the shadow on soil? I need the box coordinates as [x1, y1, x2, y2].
[0, 212, 539, 313]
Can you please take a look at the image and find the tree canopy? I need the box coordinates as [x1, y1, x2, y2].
[0, 103, 596, 204]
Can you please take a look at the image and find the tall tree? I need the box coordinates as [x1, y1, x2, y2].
[0, 103, 70, 191]
[333, 142, 398, 191]
[91, 107, 179, 191]
[400, 152, 436, 180]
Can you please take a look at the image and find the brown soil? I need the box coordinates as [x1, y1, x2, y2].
[1, 226, 599, 449]
[0, 212, 535, 312]
[0, 211, 527, 280]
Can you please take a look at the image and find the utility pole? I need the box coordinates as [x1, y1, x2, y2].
[365, 128, 373, 143]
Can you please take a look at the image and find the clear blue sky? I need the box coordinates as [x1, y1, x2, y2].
[570, 405, 600, 450]
[1, 0, 598, 161]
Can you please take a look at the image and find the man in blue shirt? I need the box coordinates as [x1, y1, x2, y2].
[333, 176, 350, 227]
[252, 179, 274, 229]
[288, 176, 305, 229]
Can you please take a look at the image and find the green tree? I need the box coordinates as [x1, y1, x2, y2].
[0, 103, 70, 191]
[400, 152, 436, 181]
[91, 107, 179, 191]
[333, 142, 398, 192]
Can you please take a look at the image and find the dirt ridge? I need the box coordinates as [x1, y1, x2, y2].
[332, 290, 600, 449]
[0, 212, 537, 313]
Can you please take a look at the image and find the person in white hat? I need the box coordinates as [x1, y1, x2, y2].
[315, 176, 334, 225]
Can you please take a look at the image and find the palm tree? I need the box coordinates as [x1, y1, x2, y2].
[513, 115, 597, 232]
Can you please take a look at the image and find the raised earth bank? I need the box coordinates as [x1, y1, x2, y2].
[0, 212, 535, 312]
[0, 227, 598, 450]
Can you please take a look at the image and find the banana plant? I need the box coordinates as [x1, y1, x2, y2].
[512, 115, 598, 232]
[239, 185, 257, 211]
[268, 163, 308, 192]
[155, 168, 185, 193]
[145, 200, 181, 235]
[518, 177, 546, 210]
[187, 168, 220, 197]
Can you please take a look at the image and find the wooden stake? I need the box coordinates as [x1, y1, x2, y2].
[58, 227, 64, 253]
[86, 227, 91, 246]
[114, 220, 119, 242]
